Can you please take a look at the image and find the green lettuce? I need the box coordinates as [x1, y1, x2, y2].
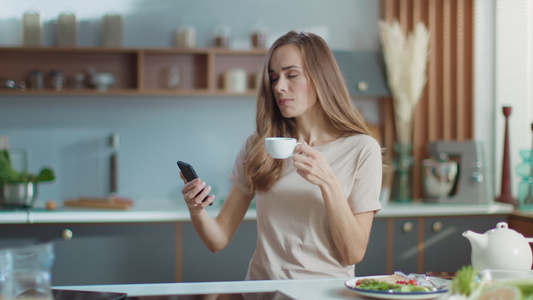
[449, 265, 483, 297]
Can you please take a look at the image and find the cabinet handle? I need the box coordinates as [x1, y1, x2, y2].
[402, 222, 414, 233]
[432, 221, 443, 233]
[357, 81, 369, 92]
[61, 229, 73, 241]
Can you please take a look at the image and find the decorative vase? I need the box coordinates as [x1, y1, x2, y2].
[516, 149, 533, 209]
[393, 143, 413, 202]
[496, 106, 518, 206]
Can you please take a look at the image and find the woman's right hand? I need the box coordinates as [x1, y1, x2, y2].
[180, 173, 215, 209]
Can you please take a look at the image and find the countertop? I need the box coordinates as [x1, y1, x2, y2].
[0, 200, 515, 224]
[57, 277, 447, 299]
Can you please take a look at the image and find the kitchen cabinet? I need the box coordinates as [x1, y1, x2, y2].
[355, 218, 387, 275]
[392, 218, 420, 274]
[333, 51, 390, 97]
[180, 221, 257, 282]
[423, 215, 507, 272]
[0, 47, 266, 96]
[508, 211, 533, 269]
[0, 207, 513, 284]
[0, 220, 256, 285]
[355, 214, 508, 276]
[0, 222, 177, 285]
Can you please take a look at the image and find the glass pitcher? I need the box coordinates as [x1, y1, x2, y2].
[7, 242, 55, 300]
[0, 249, 13, 300]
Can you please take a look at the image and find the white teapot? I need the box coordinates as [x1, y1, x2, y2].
[463, 222, 533, 271]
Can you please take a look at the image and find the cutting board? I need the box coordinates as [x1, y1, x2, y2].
[63, 196, 132, 210]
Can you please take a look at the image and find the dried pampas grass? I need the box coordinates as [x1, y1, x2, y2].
[378, 20, 430, 145]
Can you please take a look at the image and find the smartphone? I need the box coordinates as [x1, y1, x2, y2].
[177, 160, 199, 182]
[177, 161, 212, 205]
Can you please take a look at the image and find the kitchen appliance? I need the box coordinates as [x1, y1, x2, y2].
[423, 140, 489, 203]
[422, 153, 458, 199]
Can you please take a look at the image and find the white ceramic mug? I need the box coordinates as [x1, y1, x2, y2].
[265, 137, 302, 159]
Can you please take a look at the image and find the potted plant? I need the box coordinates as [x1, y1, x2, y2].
[0, 149, 55, 208]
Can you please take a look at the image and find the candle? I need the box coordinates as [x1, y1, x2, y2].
[224, 69, 247, 93]
[103, 14, 123, 47]
[57, 12, 78, 46]
[23, 11, 43, 46]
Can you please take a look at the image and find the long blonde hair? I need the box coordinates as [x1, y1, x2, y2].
[243, 30, 371, 193]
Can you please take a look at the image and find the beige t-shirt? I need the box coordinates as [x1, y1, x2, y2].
[230, 134, 382, 280]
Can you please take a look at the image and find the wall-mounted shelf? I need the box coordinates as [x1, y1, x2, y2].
[0, 47, 267, 96]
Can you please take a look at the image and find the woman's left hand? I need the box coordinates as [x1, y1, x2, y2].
[292, 142, 336, 187]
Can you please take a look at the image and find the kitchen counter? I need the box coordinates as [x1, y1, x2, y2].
[1, 201, 517, 286]
[0, 201, 515, 224]
[377, 202, 513, 217]
[57, 277, 446, 299]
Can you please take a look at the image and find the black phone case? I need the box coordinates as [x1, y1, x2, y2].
[177, 161, 212, 205]
[177, 161, 199, 182]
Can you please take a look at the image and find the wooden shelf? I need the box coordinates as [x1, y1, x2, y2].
[0, 47, 267, 96]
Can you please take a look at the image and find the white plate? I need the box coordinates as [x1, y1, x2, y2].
[344, 276, 449, 300]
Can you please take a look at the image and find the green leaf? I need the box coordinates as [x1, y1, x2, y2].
[37, 168, 55, 182]
[0, 150, 55, 183]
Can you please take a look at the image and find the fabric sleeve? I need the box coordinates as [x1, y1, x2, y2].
[348, 136, 383, 214]
[229, 136, 254, 197]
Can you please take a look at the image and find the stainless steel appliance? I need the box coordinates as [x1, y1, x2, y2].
[423, 141, 489, 203]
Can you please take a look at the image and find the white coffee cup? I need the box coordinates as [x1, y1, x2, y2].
[265, 137, 302, 159]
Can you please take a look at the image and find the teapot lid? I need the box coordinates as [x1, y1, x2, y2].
[487, 222, 524, 238]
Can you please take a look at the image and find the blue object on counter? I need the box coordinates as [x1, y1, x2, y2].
[516, 149, 533, 210]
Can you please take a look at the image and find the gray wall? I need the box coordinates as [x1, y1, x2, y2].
[0, 0, 380, 50]
[0, 0, 381, 207]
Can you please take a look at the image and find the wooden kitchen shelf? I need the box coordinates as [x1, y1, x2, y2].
[0, 47, 267, 96]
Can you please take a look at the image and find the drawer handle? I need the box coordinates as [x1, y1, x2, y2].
[61, 229, 73, 241]
[402, 222, 414, 233]
[432, 221, 443, 233]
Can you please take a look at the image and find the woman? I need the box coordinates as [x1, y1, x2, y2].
[180, 30, 382, 280]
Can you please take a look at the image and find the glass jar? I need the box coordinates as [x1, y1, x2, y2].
[213, 25, 231, 48]
[251, 29, 266, 49]
[49, 70, 64, 91]
[167, 66, 182, 89]
[29, 70, 44, 89]
[176, 26, 196, 48]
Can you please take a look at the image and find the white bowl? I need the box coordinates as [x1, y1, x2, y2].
[91, 73, 115, 91]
